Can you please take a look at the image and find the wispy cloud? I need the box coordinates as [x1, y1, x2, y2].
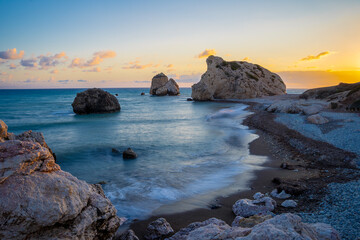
[77, 79, 88, 82]
[69, 50, 116, 68]
[20, 58, 38, 68]
[57, 80, 73, 84]
[196, 49, 216, 59]
[122, 60, 153, 69]
[83, 67, 101, 72]
[38, 52, 67, 69]
[0, 48, 24, 59]
[300, 51, 331, 61]
[50, 69, 59, 74]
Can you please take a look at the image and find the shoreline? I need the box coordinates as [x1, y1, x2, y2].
[129, 98, 360, 239]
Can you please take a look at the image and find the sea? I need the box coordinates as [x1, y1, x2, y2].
[0, 88, 305, 220]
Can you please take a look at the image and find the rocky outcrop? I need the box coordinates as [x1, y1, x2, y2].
[150, 73, 180, 96]
[232, 196, 276, 217]
[0, 122, 122, 240]
[0, 120, 7, 141]
[266, 100, 325, 115]
[123, 148, 137, 159]
[191, 56, 286, 101]
[300, 82, 360, 110]
[116, 229, 139, 240]
[144, 218, 174, 240]
[168, 214, 340, 240]
[72, 88, 121, 114]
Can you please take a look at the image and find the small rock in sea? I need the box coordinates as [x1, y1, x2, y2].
[280, 162, 295, 170]
[141, 92, 145, 95]
[123, 148, 137, 159]
[281, 200, 297, 208]
[232, 214, 272, 228]
[112, 148, 120, 153]
[117, 229, 139, 240]
[232, 197, 276, 217]
[115, 93, 119, 96]
[271, 189, 291, 199]
[187, 98, 193, 101]
[253, 192, 264, 200]
[144, 218, 174, 240]
[97, 181, 107, 185]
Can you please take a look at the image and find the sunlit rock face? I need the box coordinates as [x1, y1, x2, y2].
[150, 73, 180, 96]
[0, 121, 122, 240]
[191, 56, 286, 101]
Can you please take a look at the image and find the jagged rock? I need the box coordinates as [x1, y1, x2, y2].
[150, 73, 169, 95]
[252, 192, 264, 200]
[307, 114, 329, 124]
[144, 218, 174, 240]
[0, 120, 8, 140]
[165, 78, 180, 95]
[141, 92, 145, 96]
[0, 126, 122, 240]
[232, 197, 276, 217]
[123, 148, 137, 159]
[191, 56, 285, 101]
[271, 189, 291, 199]
[232, 215, 272, 228]
[150, 73, 180, 96]
[116, 229, 139, 240]
[281, 200, 297, 208]
[300, 82, 360, 110]
[72, 88, 121, 114]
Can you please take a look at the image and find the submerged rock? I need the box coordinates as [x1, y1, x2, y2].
[191, 55, 286, 101]
[144, 218, 174, 240]
[72, 88, 121, 114]
[307, 114, 329, 124]
[232, 197, 276, 217]
[123, 148, 137, 159]
[0, 123, 122, 239]
[150, 73, 180, 96]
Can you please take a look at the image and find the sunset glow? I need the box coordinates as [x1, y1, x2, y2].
[0, 0, 359, 89]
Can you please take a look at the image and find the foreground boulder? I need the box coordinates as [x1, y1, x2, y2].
[150, 73, 180, 96]
[191, 56, 286, 101]
[168, 214, 340, 240]
[72, 88, 121, 114]
[300, 82, 360, 110]
[232, 196, 276, 217]
[144, 218, 174, 240]
[0, 122, 122, 239]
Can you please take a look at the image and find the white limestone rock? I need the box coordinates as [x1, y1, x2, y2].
[150, 74, 180, 96]
[191, 56, 286, 101]
[150, 73, 168, 95]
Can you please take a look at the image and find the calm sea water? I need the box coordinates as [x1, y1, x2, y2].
[0, 88, 304, 220]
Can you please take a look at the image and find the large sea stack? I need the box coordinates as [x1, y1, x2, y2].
[150, 73, 180, 96]
[72, 88, 120, 114]
[0, 120, 123, 240]
[191, 56, 286, 101]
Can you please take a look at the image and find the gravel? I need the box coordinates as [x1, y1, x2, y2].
[299, 179, 360, 240]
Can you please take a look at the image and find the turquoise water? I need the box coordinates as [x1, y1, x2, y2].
[0, 88, 267, 220]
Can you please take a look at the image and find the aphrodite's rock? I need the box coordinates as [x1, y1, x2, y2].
[123, 148, 137, 159]
[150, 73, 169, 95]
[0, 127, 122, 239]
[116, 229, 139, 240]
[281, 200, 297, 208]
[271, 189, 291, 199]
[191, 56, 286, 101]
[0, 120, 8, 140]
[150, 73, 180, 96]
[307, 114, 329, 124]
[144, 218, 174, 240]
[232, 215, 272, 228]
[232, 197, 276, 217]
[72, 88, 121, 114]
[300, 82, 360, 110]
[165, 78, 180, 96]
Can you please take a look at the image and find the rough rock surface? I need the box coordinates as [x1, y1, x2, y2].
[72, 88, 121, 114]
[116, 229, 139, 240]
[232, 197, 276, 217]
[266, 100, 325, 115]
[123, 148, 137, 159]
[270, 189, 291, 199]
[300, 82, 360, 110]
[150, 73, 180, 96]
[0, 120, 7, 140]
[0, 124, 122, 240]
[307, 114, 329, 124]
[145, 218, 174, 240]
[281, 200, 297, 208]
[168, 214, 339, 240]
[232, 215, 272, 228]
[191, 56, 286, 101]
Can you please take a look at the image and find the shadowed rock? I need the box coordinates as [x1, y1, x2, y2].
[144, 218, 174, 240]
[72, 88, 120, 114]
[123, 148, 137, 159]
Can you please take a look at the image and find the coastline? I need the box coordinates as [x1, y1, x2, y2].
[129, 97, 360, 239]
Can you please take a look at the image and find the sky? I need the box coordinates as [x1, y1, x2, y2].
[0, 0, 360, 89]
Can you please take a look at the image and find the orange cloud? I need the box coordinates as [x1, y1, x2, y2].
[54, 51, 67, 59]
[0, 48, 24, 59]
[300, 51, 331, 61]
[9, 63, 17, 69]
[166, 64, 174, 68]
[83, 67, 101, 72]
[94, 50, 116, 59]
[69, 50, 116, 68]
[122, 60, 153, 70]
[196, 49, 216, 59]
[50, 69, 59, 74]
